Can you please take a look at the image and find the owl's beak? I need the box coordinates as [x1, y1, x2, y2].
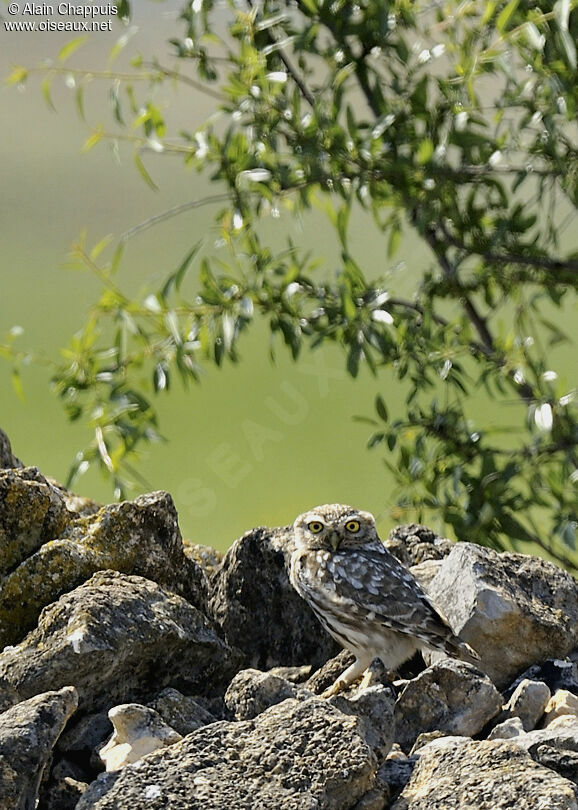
[328, 530, 341, 551]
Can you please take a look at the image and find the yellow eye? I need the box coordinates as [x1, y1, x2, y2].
[345, 519, 360, 533]
[307, 520, 324, 534]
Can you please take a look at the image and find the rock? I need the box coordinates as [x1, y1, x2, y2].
[376, 750, 417, 807]
[331, 684, 396, 761]
[513, 715, 578, 757]
[532, 745, 578, 785]
[425, 543, 578, 689]
[183, 541, 223, 578]
[76, 697, 377, 810]
[544, 691, 578, 727]
[392, 738, 578, 810]
[57, 712, 112, 759]
[99, 704, 182, 771]
[0, 427, 23, 469]
[208, 525, 339, 670]
[488, 716, 525, 740]
[501, 678, 551, 731]
[224, 668, 306, 720]
[38, 758, 89, 810]
[0, 571, 241, 713]
[385, 524, 453, 567]
[304, 650, 356, 695]
[0, 467, 71, 578]
[394, 659, 502, 752]
[151, 688, 218, 736]
[0, 487, 208, 649]
[0, 686, 78, 810]
[507, 660, 578, 700]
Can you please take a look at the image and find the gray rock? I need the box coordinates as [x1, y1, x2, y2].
[425, 543, 578, 688]
[501, 678, 551, 730]
[532, 745, 578, 785]
[151, 688, 218, 737]
[0, 467, 71, 578]
[0, 686, 78, 810]
[385, 524, 453, 567]
[392, 738, 578, 810]
[394, 659, 502, 752]
[208, 526, 339, 670]
[376, 750, 417, 806]
[514, 715, 578, 757]
[507, 660, 578, 699]
[0, 427, 23, 469]
[305, 650, 357, 695]
[76, 697, 377, 810]
[57, 712, 112, 758]
[225, 668, 306, 721]
[0, 488, 208, 649]
[488, 716, 525, 740]
[331, 684, 396, 761]
[0, 571, 241, 713]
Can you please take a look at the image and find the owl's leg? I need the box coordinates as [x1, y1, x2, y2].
[321, 653, 372, 698]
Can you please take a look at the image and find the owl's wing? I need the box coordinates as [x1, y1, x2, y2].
[336, 543, 476, 658]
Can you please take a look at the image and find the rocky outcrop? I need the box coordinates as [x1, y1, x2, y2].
[0, 571, 240, 713]
[0, 686, 78, 810]
[1, 426, 578, 809]
[0, 472, 208, 648]
[76, 697, 378, 810]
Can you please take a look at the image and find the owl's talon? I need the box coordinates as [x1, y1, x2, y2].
[320, 678, 347, 698]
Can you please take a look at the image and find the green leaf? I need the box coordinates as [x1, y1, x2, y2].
[41, 76, 56, 112]
[133, 153, 159, 191]
[496, 0, 520, 32]
[58, 35, 88, 62]
[376, 395, 389, 423]
[82, 126, 104, 153]
[417, 138, 434, 164]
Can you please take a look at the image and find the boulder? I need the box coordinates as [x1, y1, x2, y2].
[394, 659, 502, 752]
[0, 486, 208, 649]
[500, 678, 551, 731]
[0, 686, 78, 810]
[425, 543, 578, 688]
[225, 668, 306, 721]
[76, 697, 377, 810]
[392, 737, 578, 810]
[0, 571, 241, 713]
[208, 526, 339, 670]
[151, 688, 218, 736]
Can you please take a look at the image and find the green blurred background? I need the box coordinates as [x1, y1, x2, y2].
[1, 2, 574, 551]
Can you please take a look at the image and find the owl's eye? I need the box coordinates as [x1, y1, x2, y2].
[307, 520, 324, 534]
[345, 519, 361, 533]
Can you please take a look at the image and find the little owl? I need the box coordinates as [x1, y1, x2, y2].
[290, 503, 478, 696]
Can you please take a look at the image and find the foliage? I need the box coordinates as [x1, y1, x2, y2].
[4, 0, 578, 567]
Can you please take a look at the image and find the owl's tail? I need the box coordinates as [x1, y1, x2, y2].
[444, 634, 480, 665]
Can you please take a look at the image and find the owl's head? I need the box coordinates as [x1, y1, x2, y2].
[293, 503, 377, 551]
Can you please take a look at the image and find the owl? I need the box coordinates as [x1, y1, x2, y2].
[290, 503, 478, 696]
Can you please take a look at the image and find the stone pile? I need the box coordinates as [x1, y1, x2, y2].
[1, 427, 578, 810]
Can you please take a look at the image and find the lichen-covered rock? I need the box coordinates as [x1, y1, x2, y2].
[500, 678, 551, 731]
[151, 688, 218, 737]
[208, 526, 339, 670]
[513, 715, 578, 758]
[76, 697, 377, 810]
[394, 659, 502, 752]
[0, 467, 71, 578]
[225, 668, 307, 721]
[385, 524, 454, 567]
[0, 489, 208, 649]
[392, 738, 578, 810]
[0, 571, 241, 713]
[488, 716, 525, 740]
[0, 427, 23, 469]
[332, 684, 397, 762]
[424, 543, 578, 689]
[183, 541, 223, 579]
[0, 686, 78, 810]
